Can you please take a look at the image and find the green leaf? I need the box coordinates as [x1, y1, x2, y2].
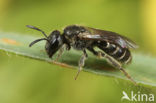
[0, 32, 156, 86]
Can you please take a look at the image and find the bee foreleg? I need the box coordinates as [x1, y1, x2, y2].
[56, 44, 65, 61]
[65, 43, 71, 51]
[75, 49, 88, 80]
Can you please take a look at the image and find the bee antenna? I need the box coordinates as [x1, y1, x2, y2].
[26, 25, 48, 38]
[29, 38, 49, 47]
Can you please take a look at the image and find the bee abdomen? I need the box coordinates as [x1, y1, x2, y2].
[97, 41, 132, 64]
[119, 49, 132, 64]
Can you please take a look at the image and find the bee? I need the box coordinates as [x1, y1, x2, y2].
[26, 25, 138, 84]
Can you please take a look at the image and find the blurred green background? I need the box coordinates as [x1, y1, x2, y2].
[0, 0, 156, 103]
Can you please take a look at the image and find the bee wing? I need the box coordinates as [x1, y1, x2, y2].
[119, 36, 139, 49]
[79, 27, 138, 49]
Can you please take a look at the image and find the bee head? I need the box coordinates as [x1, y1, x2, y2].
[27, 25, 63, 58]
[45, 30, 63, 58]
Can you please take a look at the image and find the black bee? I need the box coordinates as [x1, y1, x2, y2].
[26, 25, 138, 84]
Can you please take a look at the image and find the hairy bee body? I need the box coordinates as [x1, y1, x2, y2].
[27, 24, 138, 84]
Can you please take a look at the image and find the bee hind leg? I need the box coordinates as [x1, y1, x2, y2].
[74, 49, 88, 80]
[87, 47, 136, 85]
[103, 53, 136, 85]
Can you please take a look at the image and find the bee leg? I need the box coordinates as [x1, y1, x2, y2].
[87, 47, 136, 85]
[65, 43, 71, 51]
[103, 54, 136, 85]
[74, 49, 88, 80]
[56, 45, 65, 61]
[87, 47, 105, 58]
